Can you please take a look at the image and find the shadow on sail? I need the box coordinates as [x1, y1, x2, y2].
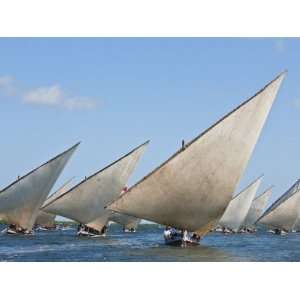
[109, 212, 141, 232]
[35, 177, 75, 230]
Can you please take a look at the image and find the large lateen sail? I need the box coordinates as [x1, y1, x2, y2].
[108, 72, 285, 236]
[257, 180, 300, 231]
[242, 186, 272, 229]
[218, 176, 262, 231]
[42, 141, 149, 230]
[110, 212, 141, 231]
[35, 178, 74, 227]
[0, 143, 79, 231]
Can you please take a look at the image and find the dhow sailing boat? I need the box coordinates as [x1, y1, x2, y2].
[217, 176, 262, 233]
[35, 178, 74, 231]
[241, 186, 272, 232]
[109, 212, 141, 232]
[108, 72, 286, 246]
[256, 179, 300, 235]
[42, 141, 149, 237]
[0, 143, 79, 235]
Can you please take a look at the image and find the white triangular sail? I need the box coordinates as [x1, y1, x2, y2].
[218, 176, 262, 231]
[35, 178, 74, 227]
[0, 143, 79, 230]
[108, 72, 285, 236]
[42, 141, 149, 229]
[257, 180, 300, 231]
[110, 212, 141, 230]
[243, 186, 272, 229]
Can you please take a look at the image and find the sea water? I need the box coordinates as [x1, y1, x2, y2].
[0, 223, 299, 262]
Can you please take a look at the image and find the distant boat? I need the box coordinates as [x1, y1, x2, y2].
[108, 72, 286, 245]
[218, 176, 262, 233]
[0, 143, 79, 235]
[42, 141, 149, 237]
[242, 186, 273, 232]
[257, 179, 300, 234]
[35, 177, 74, 230]
[292, 217, 300, 232]
[109, 212, 141, 232]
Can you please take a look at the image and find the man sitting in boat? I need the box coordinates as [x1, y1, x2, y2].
[164, 226, 179, 239]
[164, 226, 172, 239]
[182, 230, 201, 245]
[182, 229, 191, 242]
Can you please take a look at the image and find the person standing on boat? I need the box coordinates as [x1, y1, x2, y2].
[182, 229, 191, 242]
[170, 227, 177, 237]
[181, 140, 185, 150]
[164, 226, 172, 239]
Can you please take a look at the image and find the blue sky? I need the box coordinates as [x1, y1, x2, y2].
[0, 38, 299, 208]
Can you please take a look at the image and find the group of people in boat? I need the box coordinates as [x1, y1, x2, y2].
[6, 223, 73, 234]
[239, 227, 256, 233]
[7, 224, 32, 234]
[215, 226, 256, 234]
[34, 224, 58, 231]
[77, 223, 107, 236]
[267, 228, 289, 235]
[164, 226, 201, 244]
[123, 227, 136, 232]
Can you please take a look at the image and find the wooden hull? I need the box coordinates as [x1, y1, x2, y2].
[36, 226, 57, 231]
[5, 228, 33, 235]
[164, 236, 200, 247]
[77, 229, 105, 238]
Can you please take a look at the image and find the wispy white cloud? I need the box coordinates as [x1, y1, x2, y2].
[0, 75, 98, 110]
[0, 75, 16, 95]
[274, 39, 286, 54]
[23, 85, 62, 106]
